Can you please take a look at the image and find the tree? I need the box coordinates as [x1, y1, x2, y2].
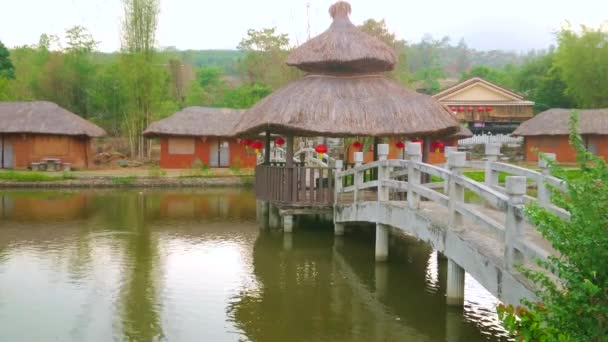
[359, 19, 410, 85]
[0, 40, 15, 79]
[237, 27, 299, 89]
[460, 65, 516, 89]
[499, 111, 608, 340]
[554, 25, 608, 108]
[121, 0, 162, 158]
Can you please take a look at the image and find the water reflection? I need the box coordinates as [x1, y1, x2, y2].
[0, 189, 508, 341]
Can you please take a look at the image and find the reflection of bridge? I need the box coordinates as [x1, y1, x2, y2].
[256, 142, 567, 306]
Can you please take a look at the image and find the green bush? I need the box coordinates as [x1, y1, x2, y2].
[0, 171, 73, 182]
[499, 111, 608, 341]
[148, 165, 167, 178]
[111, 176, 137, 185]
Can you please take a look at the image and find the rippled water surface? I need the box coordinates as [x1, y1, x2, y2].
[0, 189, 509, 341]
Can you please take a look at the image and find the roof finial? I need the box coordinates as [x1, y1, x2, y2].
[329, 1, 351, 19]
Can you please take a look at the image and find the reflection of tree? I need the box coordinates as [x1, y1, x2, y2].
[118, 194, 164, 342]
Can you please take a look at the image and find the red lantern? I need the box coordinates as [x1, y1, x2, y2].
[458, 106, 465, 112]
[468, 106, 474, 112]
[352, 141, 363, 151]
[315, 144, 328, 159]
[477, 106, 485, 112]
[449, 106, 457, 112]
[251, 140, 263, 154]
[274, 137, 285, 146]
[395, 141, 405, 150]
[486, 106, 494, 112]
[241, 139, 251, 146]
[431, 141, 445, 153]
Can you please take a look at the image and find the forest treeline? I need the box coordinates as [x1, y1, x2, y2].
[0, 3, 606, 157]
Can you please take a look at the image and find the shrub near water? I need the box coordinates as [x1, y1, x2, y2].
[499, 111, 608, 341]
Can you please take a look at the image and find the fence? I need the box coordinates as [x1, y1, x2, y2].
[458, 134, 523, 147]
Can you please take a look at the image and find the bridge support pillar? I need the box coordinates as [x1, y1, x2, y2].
[375, 263, 389, 299]
[256, 200, 270, 230]
[375, 224, 389, 262]
[283, 232, 293, 250]
[268, 204, 280, 230]
[283, 215, 294, 233]
[446, 259, 465, 306]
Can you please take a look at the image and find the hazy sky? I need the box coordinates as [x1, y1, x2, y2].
[1, 0, 606, 52]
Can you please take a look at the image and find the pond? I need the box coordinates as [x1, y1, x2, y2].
[0, 188, 510, 341]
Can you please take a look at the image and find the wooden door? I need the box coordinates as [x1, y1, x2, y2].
[209, 139, 219, 167]
[219, 141, 230, 167]
[1, 138, 13, 169]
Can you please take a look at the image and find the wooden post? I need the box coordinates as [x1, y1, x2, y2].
[407, 142, 422, 209]
[285, 135, 294, 202]
[422, 137, 432, 183]
[448, 152, 467, 227]
[264, 131, 271, 165]
[505, 176, 526, 271]
[538, 152, 556, 207]
[484, 143, 501, 188]
[334, 160, 345, 236]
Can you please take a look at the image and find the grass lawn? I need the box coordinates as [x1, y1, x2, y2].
[0, 170, 75, 182]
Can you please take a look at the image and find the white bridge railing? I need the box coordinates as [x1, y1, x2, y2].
[333, 142, 568, 272]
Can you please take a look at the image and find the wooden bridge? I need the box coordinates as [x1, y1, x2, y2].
[255, 142, 566, 306]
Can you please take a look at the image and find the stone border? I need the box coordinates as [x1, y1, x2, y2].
[0, 176, 253, 188]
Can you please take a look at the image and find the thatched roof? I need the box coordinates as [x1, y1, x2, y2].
[451, 125, 473, 139]
[144, 107, 244, 138]
[286, 1, 397, 73]
[0, 101, 106, 137]
[234, 74, 460, 137]
[513, 108, 608, 136]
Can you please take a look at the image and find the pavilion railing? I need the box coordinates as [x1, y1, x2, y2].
[255, 165, 335, 206]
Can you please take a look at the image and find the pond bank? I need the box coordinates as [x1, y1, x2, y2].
[0, 176, 253, 188]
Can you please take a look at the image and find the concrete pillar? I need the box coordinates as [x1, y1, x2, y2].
[256, 200, 270, 230]
[505, 176, 526, 270]
[444, 146, 458, 193]
[268, 204, 280, 230]
[283, 214, 294, 233]
[375, 224, 389, 262]
[334, 222, 345, 236]
[354, 152, 364, 203]
[334, 159, 345, 235]
[406, 142, 422, 209]
[377, 144, 390, 202]
[446, 258, 465, 306]
[448, 152, 467, 227]
[484, 143, 501, 187]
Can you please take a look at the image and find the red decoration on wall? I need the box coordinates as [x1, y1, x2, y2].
[431, 141, 445, 153]
[477, 106, 485, 112]
[274, 137, 285, 146]
[352, 141, 363, 150]
[486, 106, 494, 112]
[468, 106, 475, 112]
[395, 141, 405, 149]
[241, 139, 251, 146]
[458, 106, 465, 112]
[251, 140, 263, 154]
[315, 144, 328, 158]
[449, 106, 457, 112]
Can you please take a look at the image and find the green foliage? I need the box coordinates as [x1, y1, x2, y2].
[111, 176, 137, 184]
[460, 65, 516, 89]
[147, 165, 166, 178]
[359, 19, 410, 85]
[0, 171, 74, 182]
[0, 40, 15, 79]
[554, 25, 608, 108]
[499, 111, 608, 341]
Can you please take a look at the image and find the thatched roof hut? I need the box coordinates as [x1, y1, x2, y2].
[143, 107, 244, 138]
[513, 108, 608, 136]
[0, 101, 106, 137]
[234, 1, 459, 138]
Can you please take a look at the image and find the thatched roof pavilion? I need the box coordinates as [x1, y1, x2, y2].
[144, 107, 244, 138]
[512, 108, 608, 136]
[0, 101, 106, 137]
[234, 1, 459, 139]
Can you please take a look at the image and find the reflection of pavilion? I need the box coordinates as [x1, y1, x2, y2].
[228, 231, 504, 341]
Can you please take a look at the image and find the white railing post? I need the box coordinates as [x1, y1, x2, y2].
[334, 160, 345, 236]
[537, 153, 556, 207]
[485, 143, 501, 188]
[406, 142, 422, 209]
[444, 146, 458, 193]
[505, 176, 526, 271]
[377, 144, 390, 202]
[354, 152, 364, 203]
[448, 152, 467, 227]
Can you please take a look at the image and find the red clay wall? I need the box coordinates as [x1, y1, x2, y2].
[524, 135, 608, 163]
[1, 134, 92, 169]
[159, 136, 257, 169]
